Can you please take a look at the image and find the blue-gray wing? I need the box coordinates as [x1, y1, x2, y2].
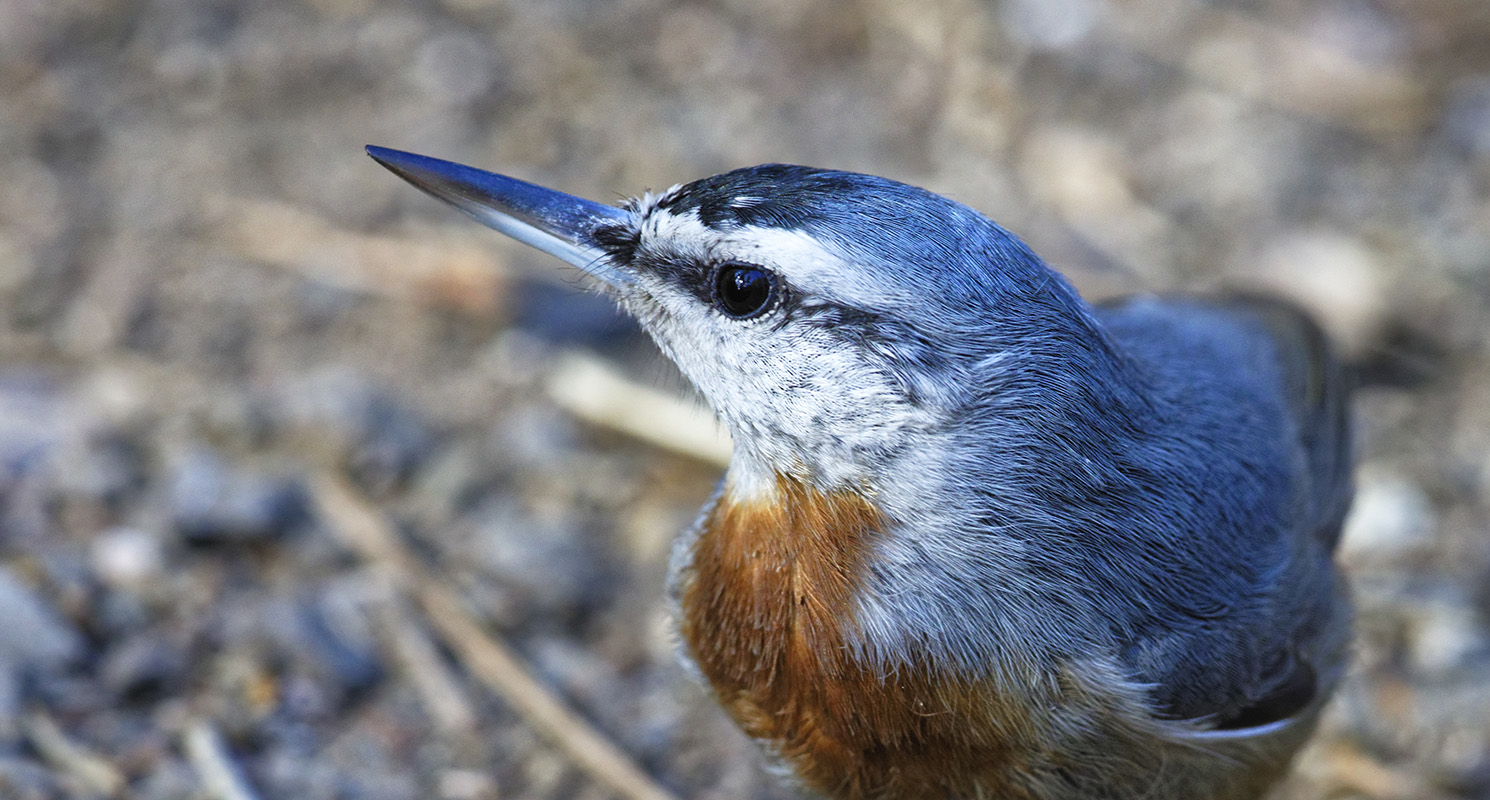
[1220, 295, 1354, 553]
[1206, 295, 1353, 730]
[1098, 293, 1354, 730]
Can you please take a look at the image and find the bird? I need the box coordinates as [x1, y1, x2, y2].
[366, 145, 1353, 800]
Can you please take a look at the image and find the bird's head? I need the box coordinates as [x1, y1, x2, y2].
[368, 148, 1110, 500]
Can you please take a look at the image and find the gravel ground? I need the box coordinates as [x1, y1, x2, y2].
[1, 0, 1489, 798]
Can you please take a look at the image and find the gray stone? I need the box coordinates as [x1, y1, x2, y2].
[170, 446, 308, 543]
[0, 567, 82, 672]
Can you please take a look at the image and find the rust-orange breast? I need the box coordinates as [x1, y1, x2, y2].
[678, 475, 1032, 800]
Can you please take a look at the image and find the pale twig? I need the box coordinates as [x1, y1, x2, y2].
[311, 473, 681, 800]
[23, 712, 125, 797]
[369, 579, 480, 735]
[545, 352, 732, 467]
[183, 720, 262, 800]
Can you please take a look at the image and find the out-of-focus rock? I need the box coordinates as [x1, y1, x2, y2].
[0, 755, 60, 799]
[132, 757, 199, 800]
[0, 566, 83, 672]
[1000, 0, 1101, 50]
[170, 446, 309, 544]
[48, 431, 148, 509]
[1018, 125, 1176, 283]
[256, 587, 384, 696]
[438, 768, 499, 800]
[466, 497, 606, 619]
[0, 370, 65, 477]
[349, 393, 436, 494]
[300, 581, 385, 693]
[271, 369, 435, 493]
[0, 566, 83, 743]
[1405, 598, 1490, 678]
[1340, 466, 1436, 565]
[1441, 76, 1490, 160]
[100, 633, 187, 701]
[90, 526, 164, 588]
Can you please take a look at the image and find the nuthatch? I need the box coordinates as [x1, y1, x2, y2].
[367, 146, 1353, 800]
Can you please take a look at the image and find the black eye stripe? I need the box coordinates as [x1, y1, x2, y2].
[713, 263, 778, 319]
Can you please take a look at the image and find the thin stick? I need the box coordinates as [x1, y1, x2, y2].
[370, 581, 479, 735]
[311, 473, 681, 800]
[183, 720, 262, 800]
[545, 352, 731, 467]
[23, 712, 125, 797]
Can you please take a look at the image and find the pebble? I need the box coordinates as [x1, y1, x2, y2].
[1000, 0, 1101, 50]
[0, 370, 65, 477]
[257, 586, 384, 696]
[1407, 600, 1490, 677]
[1441, 76, 1490, 159]
[348, 392, 435, 493]
[90, 526, 163, 587]
[467, 498, 603, 617]
[298, 583, 385, 693]
[99, 634, 187, 701]
[48, 432, 147, 507]
[0, 755, 60, 799]
[1339, 467, 1436, 563]
[169, 446, 309, 544]
[508, 279, 639, 348]
[272, 369, 434, 492]
[0, 566, 83, 674]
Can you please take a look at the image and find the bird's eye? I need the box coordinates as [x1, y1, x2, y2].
[713, 264, 778, 319]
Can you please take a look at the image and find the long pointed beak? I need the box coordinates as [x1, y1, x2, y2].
[366, 145, 633, 288]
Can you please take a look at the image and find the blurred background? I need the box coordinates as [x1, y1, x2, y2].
[1, 0, 1489, 797]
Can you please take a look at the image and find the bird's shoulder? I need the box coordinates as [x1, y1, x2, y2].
[1096, 292, 1353, 548]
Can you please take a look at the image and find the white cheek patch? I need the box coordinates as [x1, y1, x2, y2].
[617, 206, 941, 493]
